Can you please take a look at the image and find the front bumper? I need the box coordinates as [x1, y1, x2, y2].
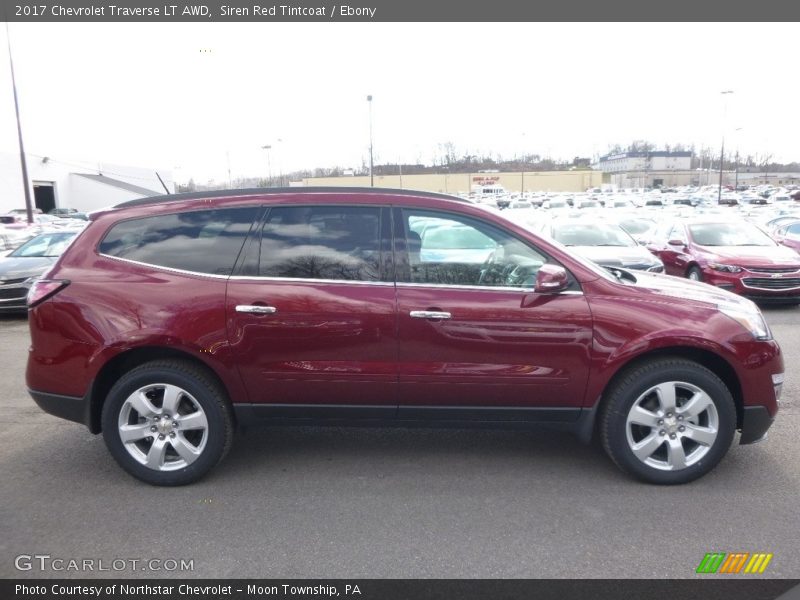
[701, 268, 800, 301]
[0, 280, 31, 312]
[740, 406, 775, 444]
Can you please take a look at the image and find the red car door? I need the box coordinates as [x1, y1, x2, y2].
[393, 207, 593, 421]
[226, 204, 397, 417]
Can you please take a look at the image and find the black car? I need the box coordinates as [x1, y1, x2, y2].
[0, 230, 78, 313]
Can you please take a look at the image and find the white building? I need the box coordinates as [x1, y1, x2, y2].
[0, 152, 174, 214]
[596, 151, 692, 173]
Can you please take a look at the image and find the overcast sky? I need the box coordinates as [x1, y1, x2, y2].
[0, 22, 796, 183]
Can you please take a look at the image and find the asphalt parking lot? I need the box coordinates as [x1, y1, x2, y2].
[1, 307, 798, 580]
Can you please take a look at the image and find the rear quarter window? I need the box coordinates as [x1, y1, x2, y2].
[98, 207, 259, 276]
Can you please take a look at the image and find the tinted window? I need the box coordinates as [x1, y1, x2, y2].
[403, 209, 547, 288]
[259, 206, 382, 282]
[99, 207, 258, 275]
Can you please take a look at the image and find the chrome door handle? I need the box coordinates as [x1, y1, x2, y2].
[410, 310, 451, 320]
[235, 305, 277, 314]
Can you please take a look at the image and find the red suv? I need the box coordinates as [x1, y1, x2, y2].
[26, 189, 783, 485]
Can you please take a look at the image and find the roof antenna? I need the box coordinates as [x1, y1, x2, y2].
[155, 171, 171, 194]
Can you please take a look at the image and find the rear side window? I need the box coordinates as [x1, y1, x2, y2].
[259, 205, 382, 282]
[99, 207, 259, 275]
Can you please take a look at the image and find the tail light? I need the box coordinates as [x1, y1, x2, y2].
[27, 279, 70, 308]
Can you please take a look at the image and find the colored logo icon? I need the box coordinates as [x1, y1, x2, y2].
[696, 552, 773, 574]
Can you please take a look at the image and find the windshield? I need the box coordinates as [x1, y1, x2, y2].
[552, 223, 637, 247]
[10, 231, 77, 257]
[618, 218, 655, 235]
[688, 222, 776, 247]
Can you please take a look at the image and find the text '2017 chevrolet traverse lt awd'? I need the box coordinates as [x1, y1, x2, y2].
[26, 188, 783, 485]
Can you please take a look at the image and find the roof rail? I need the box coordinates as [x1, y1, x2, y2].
[114, 186, 466, 209]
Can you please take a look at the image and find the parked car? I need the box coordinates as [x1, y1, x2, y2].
[27, 188, 782, 486]
[7, 208, 42, 216]
[0, 230, 78, 312]
[0, 215, 40, 249]
[49, 207, 80, 217]
[605, 198, 636, 210]
[49, 208, 88, 220]
[534, 218, 664, 272]
[647, 218, 800, 303]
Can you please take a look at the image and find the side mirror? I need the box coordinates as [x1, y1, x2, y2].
[668, 239, 685, 247]
[535, 264, 569, 294]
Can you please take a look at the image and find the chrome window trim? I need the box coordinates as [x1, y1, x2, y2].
[396, 282, 584, 294]
[98, 253, 231, 279]
[228, 275, 393, 287]
[99, 254, 396, 286]
[97, 254, 585, 293]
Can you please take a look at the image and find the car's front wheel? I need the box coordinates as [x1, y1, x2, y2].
[101, 360, 233, 485]
[687, 266, 703, 282]
[600, 358, 736, 484]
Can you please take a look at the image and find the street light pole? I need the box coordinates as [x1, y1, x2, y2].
[718, 90, 734, 204]
[261, 145, 272, 186]
[367, 95, 374, 187]
[6, 23, 34, 224]
[734, 128, 742, 191]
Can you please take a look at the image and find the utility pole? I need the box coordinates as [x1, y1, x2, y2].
[367, 95, 374, 187]
[261, 145, 272, 186]
[718, 90, 734, 203]
[6, 23, 34, 224]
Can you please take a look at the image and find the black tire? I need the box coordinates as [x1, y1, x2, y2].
[101, 360, 234, 486]
[599, 358, 736, 485]
[687, 265, 703, 282]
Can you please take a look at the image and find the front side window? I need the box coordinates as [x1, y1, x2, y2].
[259, 205, 382, 282]
[402, 209, 548, 288]
[783, 223, 800, 240]
[99, 207, 259, 275]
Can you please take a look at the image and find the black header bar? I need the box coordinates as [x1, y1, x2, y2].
[4, 0, 800, 22]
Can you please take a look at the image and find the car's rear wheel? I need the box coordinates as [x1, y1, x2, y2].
[687, 266, 703, 282]
[101, 360, 233, 486]
[600, 358, 736, 484]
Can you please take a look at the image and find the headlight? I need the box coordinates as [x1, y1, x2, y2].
[718, 303, 771, 340]
[709, 263, 743, 273]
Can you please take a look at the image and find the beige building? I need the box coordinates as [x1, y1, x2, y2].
[301, 170, 603, 194]
[606, 169, 800, 189]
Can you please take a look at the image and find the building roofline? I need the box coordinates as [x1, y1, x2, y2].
[599, 151, 693, 161]
[74, 173, 162, 197]
[113, 186, 466, 209]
